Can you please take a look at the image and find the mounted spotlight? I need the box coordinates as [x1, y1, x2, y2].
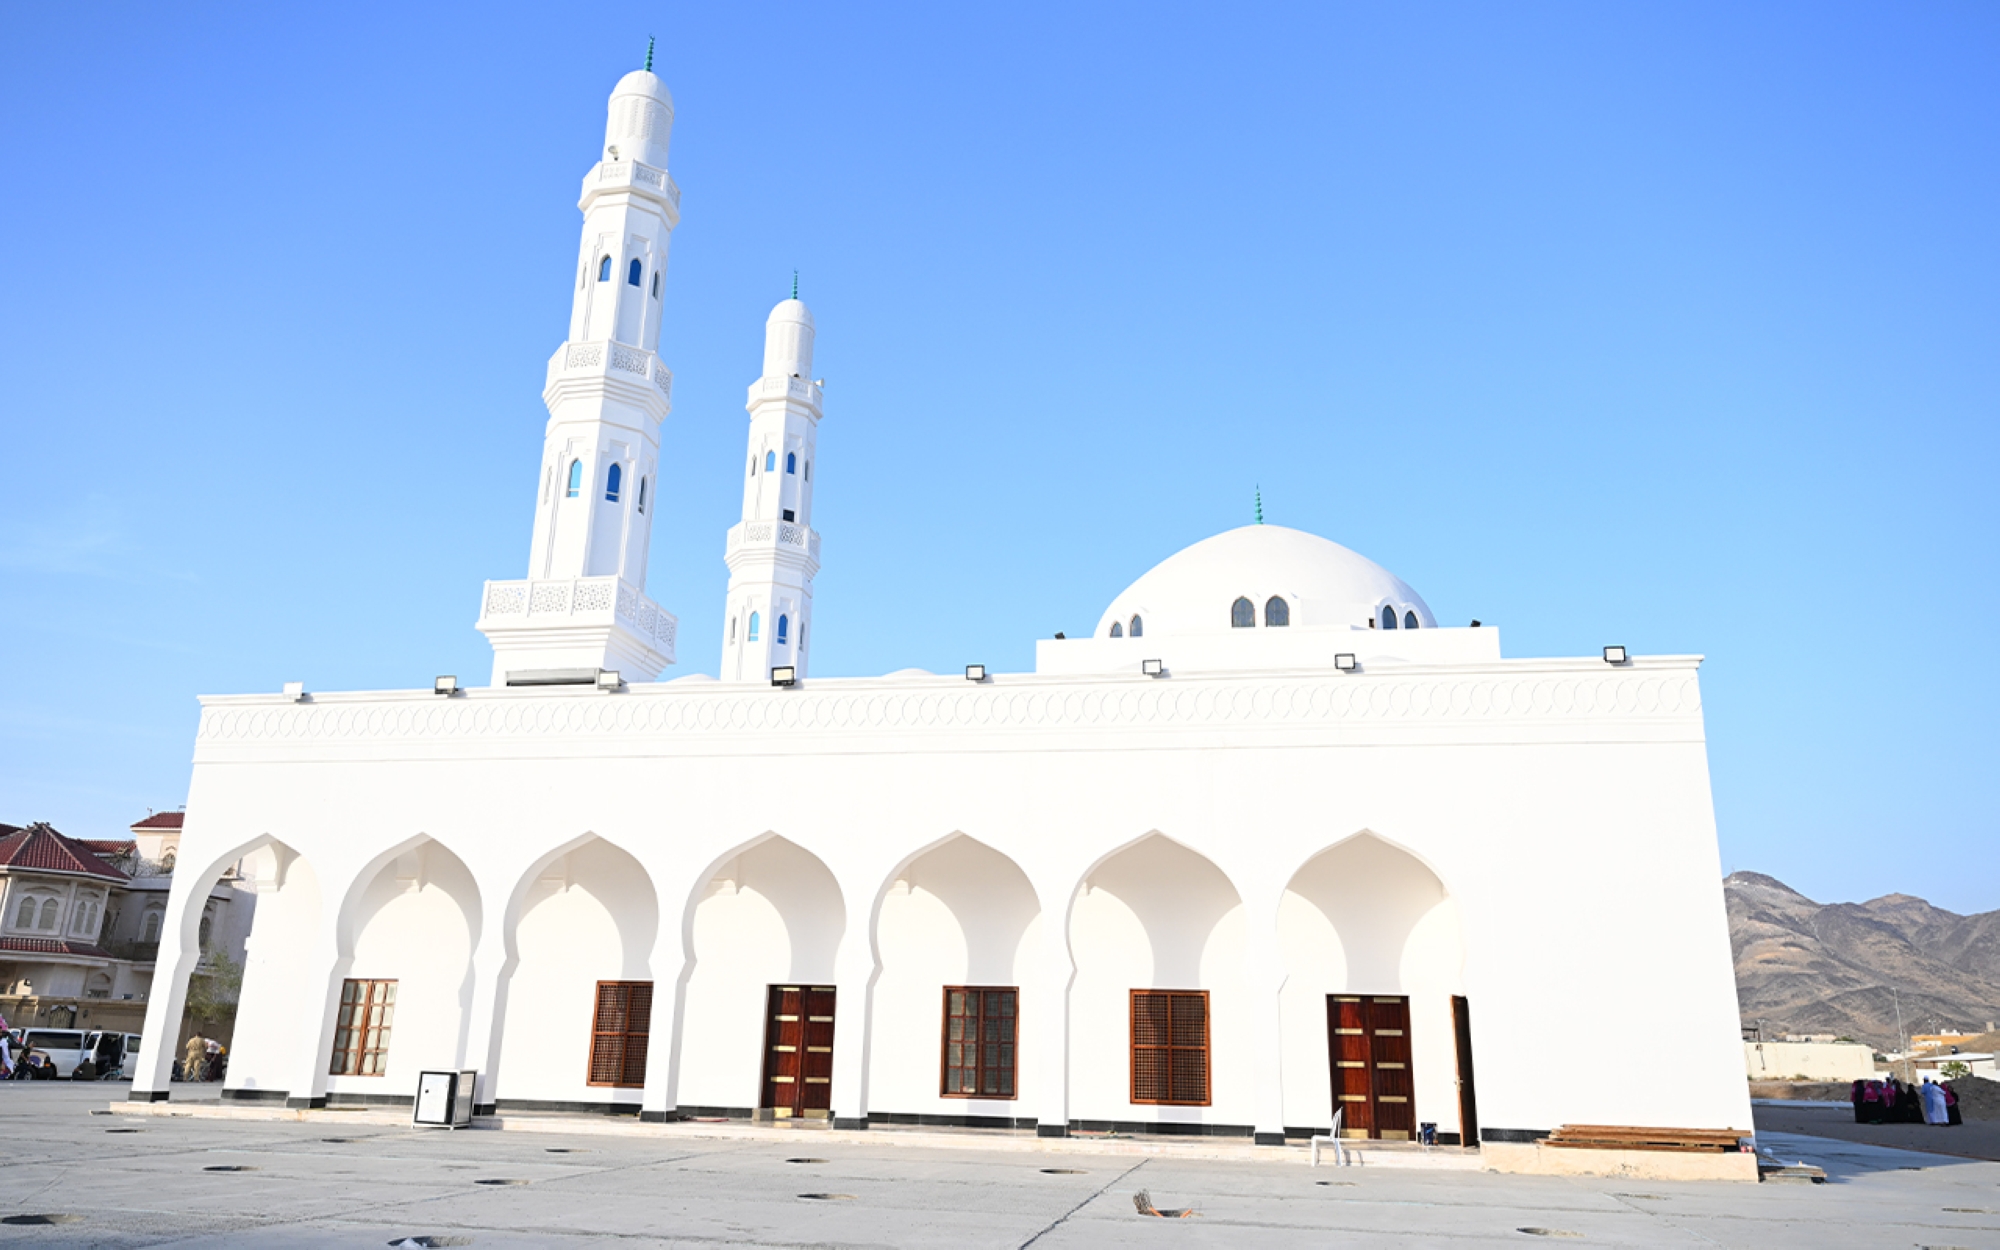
[596, 669, 624, 691]
[282, 681, 307, 702]
[965, 664, 987, 682]
[771, 665, 797, 687]
[1603, 645, 1628, 665]
[1334, 653, 1358, 673]
[434, 675, 459, 696]
[1141, 659, 1165, 677]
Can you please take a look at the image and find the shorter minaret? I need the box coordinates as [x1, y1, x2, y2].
[722, 296, 823, 680]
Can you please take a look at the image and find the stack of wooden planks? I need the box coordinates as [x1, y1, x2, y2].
[1544, 1125, 1749, 1153]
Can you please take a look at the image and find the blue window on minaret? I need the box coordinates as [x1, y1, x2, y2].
[748, 612, 760, 642]
[606, 463, 622, 502]
[566, 460, 583, 498]
[598, 256, 612, 282]
[777, 615, 789, 646]
[786, 452, 797, 475]
[627, 258, 643, 287]
[765, 451, 776, 471]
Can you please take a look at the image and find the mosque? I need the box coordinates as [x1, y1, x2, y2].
[129, 61, 1751, 1168]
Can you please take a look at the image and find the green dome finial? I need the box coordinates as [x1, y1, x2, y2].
[644, 36, 655, 72]
[792, 269, 799, 301]
[1255, 486, 1265, 525]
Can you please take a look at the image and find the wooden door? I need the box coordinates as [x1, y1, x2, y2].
[760, 985, 836, 1118]
[1327, 994, 1415, 1140]
[1452, 994, 1478, 1146]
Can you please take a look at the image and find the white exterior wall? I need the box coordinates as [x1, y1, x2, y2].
[1744, 1041, 1878, 1082]
[134, 654, 1751, 1140]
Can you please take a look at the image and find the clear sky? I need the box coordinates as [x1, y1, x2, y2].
[2, 3, 1994, 912]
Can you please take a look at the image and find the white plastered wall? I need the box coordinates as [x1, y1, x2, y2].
[225, 845, 321, 1095]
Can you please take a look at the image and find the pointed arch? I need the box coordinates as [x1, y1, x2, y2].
[605, 462, 622, 502]
[598, 255, 613, 282]
[747, 611, 760, 642]
[1380, 605, 1398, 630]
[1232, 597, 1255, 628]
[627, 257, 643, 287]
[785, 452, 797, 475]
[566, 459, 583, 498]
[1264, 596, 1290, 627]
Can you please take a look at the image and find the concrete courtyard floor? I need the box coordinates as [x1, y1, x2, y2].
[0, 1086, 1995, 1247]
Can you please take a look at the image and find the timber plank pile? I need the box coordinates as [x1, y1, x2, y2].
[1545, 1125, 1749, 1153]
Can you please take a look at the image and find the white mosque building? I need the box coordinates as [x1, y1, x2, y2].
[130, 61, 1751, 1167]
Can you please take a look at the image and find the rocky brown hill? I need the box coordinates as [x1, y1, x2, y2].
[1727, 872, 2000, 1050]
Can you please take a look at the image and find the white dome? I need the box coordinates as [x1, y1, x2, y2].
[611, 69, 674, 107]
[1096, 525, 1435, 638]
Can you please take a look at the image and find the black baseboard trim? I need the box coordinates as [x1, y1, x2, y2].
[1439, 1131, 1465, 1146]
[1283, 1125, 1331, 1139]
[676, 1104, 754, 1120]
[1037, 1123, 1068, 1138]
[1068, 1118, 1255, 1138]
[326, 1093, 414, 1109]
[867, 1111, 1037, 1131]
[285, 1096, 327, 1109]
[832, 1117, 869, 1130]
[638, 1109, 672, 1123]
[1253, 1131, 1287, 1146]
[492, 1098, 641, 1116]
[475, 1103, 497, 1117]
[127, 1089, 170, 1103]
[1481, 1127, 1549, 1144]
[221, 1088, 287, 1103]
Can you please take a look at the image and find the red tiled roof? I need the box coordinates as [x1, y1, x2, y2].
[130, 812, 185, 831]
[79, 839, 137, 855]
[0, 936, 113, 959]
[0, 825, 130, 882]
[0, 823, 19, 838]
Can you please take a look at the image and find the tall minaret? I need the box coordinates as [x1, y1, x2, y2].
[722, 296, 824, 681]
[476, 55, 681, 684]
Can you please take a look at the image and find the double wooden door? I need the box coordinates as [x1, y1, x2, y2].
[760, 985, 836, 1118]
[1328, 994, 1414, 1140]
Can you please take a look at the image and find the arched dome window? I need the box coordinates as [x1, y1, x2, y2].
[605, 463, 622, 502]
[765, 450, 777, 472]
[748, 612, 761, 642]
[1110, 621, 1123, 638]
[777, 614, 790, 646]
[627, 258, 643, 287]
[1232, 597, 1255, 628]
[1404, 610, 1419, 630]
[786, 452, 797, 475]
[598, 255, 613, 282]
[1130, 615, 1143, 638]
[1381, 605, 1398, 630]
[1264, 596, 1289, 627]
[566, 460, 583, 498]
[637, 477, 648, 514]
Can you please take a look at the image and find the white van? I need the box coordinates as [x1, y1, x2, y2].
[16, 1028, 90, 1078]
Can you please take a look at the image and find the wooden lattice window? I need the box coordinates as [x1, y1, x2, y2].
[941, 987, 1018, 1098]
[329, 979, 396, 1076]
[587, 981, 653, 1088]
[1130, 989, 1209, 1106]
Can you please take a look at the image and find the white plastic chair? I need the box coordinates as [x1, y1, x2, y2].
[1310, 1108, 1348, 1166]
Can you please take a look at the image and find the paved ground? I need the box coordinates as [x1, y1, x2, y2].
[1, 1086, 1998, 1247]
[1754, 1098, 2000, 1162]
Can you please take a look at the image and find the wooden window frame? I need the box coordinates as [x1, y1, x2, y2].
[586, 980, 654, 1089]
[328, 978, 396, 1077]
[939, 986, 1020, 1100]
[1129, 988, 1210, 1107]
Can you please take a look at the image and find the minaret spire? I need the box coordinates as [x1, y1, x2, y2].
[476, 66, 682, 685]
[792, 269, 799, 301]
[722, 301, 825, 681]
[644, 35, 654, 72]
[1255, 486, 1264, 525]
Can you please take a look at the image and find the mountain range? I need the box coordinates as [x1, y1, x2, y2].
[1726, 871, 2000, 1050]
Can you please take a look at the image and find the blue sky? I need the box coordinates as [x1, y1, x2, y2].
[2, 3, 1994, 911]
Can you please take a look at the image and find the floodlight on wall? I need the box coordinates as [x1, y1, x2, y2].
[1141, 659, 1165, 677]
[595, 669, 624, 691]
[433, 676, 459, 697]
[1334, 653, 1358, 673]
[771, 666, 797, 687]
[1602, 645, 1628, 665]
[282, 681, 307, 702]
[965, 664, 987, 682]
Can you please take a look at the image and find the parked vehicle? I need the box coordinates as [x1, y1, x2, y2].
[15, 1029, 90, 1079]
[75, 1031, 141, 1080]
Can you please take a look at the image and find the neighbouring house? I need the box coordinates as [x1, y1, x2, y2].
[1743, 1039, 1878, 1083]
[0, 814, 256, 1047]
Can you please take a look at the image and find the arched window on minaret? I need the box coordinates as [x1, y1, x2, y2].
[627, 258, 643, 287]
[786, 452, 797, 475]
[598, 256, 613, 282]
[566, 460, 584, 498]
[1232, 597, 1255, 628]
[605, 463, 623, 502]
[777, 615, 789, 646]
[765, 450, 776, 472]
[748, 612, 760, 642]
[637, 477, 648, 514]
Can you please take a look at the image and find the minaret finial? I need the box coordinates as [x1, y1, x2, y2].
[644, 36, 655, 72]
[792, 269, 798, 301]
[1255, 486, 1264, 525]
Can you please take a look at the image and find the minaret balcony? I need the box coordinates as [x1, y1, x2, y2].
[477, 575, 677, 666]
[746, 373, 823, 414]
[544, 340, 673, 419]
[580, 159, 682, 218]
